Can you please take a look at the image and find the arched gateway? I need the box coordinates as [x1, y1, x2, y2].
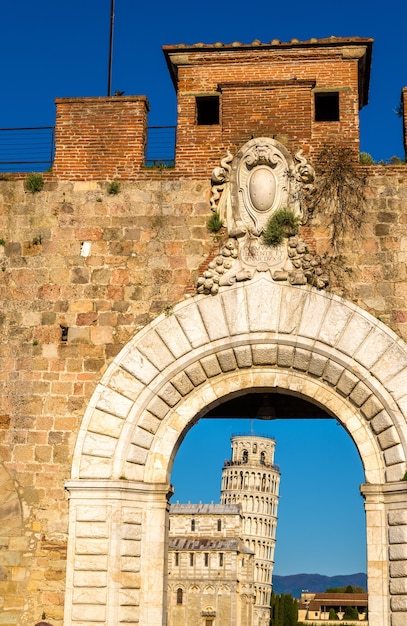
[65, 276, 407, 626]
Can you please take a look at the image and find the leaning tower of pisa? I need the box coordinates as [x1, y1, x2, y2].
[220, 434, 280, 626]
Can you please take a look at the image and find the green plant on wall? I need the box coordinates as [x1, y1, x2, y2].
[207, 210, 223, 233]
[107, 180, 120, 195]
[359, 152, 375, 164]
[263, 208, 300, 247]
[25, 173, 44, 193]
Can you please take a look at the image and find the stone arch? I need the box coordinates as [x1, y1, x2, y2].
[65, 276, 407, 626]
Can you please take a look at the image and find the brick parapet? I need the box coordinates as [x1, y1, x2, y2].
[53, 96, 150, 180]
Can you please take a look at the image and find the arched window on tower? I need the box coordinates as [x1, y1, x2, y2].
[242, 449, 248, 463]
[176, 588, 183, 604]
[191, 518, 195, 531]
[260, 451, 265, 465]
[217, 519, 222, 531]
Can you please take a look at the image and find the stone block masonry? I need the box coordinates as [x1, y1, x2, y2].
[1, 164, 407, 623]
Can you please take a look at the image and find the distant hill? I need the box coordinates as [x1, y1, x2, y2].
[273, 573, 367, 599]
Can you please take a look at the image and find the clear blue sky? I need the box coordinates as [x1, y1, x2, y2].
[2, 0, 400, 578]
[1, 0, 406, 162]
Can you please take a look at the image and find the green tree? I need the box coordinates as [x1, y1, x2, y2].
[343, 606, 359, 620]
[329, 608, 339, 620]
[270, 592, 298, 626]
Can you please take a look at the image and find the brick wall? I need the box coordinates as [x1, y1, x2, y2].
[48, 39, 372, 181]
[53, 97, 149, 180]
[166, 40, 369, 173]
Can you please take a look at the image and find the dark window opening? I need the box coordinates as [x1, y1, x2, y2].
[204, 552, 209, 566]
[174, 552, 179, 566]
[242, 449, 248, 463]
[190, 553, 194, 566]
[191, 518, 195, 531]
[196, 96, 220, 125]
[217, 519, 222, 531]
[177, 588, 183, 604]
[219, 553, 224, 566]
[315, 92, 340, 121]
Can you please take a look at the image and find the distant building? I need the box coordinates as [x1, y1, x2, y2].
[298, 591, 368, 623]
[168, 434, 280, 626]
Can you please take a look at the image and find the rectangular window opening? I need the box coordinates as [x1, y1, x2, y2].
[314, 92, 340, 122]
[204, 552, 209, 566]
[196, 96, 220, 125]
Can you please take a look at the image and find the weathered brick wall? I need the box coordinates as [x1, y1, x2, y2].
[168, 42, 366, 172]
[53, 97, 149, 180]
[1, 164, 407, 623]
[48, 41, 372, 182]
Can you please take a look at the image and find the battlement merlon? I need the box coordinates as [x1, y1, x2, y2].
[53, 95, 150, 180]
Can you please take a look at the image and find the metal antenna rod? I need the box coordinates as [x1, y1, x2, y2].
[107, 0, 115, 96]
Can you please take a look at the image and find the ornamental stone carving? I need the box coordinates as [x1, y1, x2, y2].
[198, 137, 327, 295]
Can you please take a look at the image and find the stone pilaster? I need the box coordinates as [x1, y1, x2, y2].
[361, 482, 407, 626]
[64, 480, 171, 626]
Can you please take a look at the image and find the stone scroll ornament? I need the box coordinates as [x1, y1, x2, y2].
[197, 137, 328, 295]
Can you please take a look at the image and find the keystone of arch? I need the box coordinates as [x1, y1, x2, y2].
[71, 274, 407, 485]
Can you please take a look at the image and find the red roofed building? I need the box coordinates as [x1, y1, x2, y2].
[298, 591, 368, 623]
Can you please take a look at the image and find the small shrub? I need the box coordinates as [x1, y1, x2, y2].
[387, 155, 405, 165]
[32, 235, 42, 246]
[25, 173, 44, 193]
[263, 208, 300, 247]
[107, 180, 120, 195]
[207, 210, 223, 233]
[359, 152, 375, 164]
[0, 238, 5, 246]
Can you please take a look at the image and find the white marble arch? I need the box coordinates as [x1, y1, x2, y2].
[65, 275, 407, 626]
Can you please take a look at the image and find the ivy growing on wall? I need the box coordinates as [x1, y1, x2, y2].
[307, 145, 366, 251]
